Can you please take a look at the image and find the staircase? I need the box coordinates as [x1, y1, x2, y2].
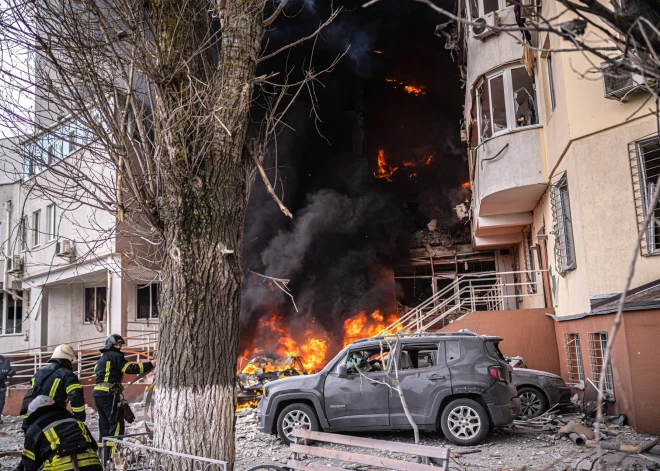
[378, 271, 539, 336]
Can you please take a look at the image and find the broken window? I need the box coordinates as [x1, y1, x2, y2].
[346, 346, 390, 375]
[551, 173, 576, 274]
[446, 340, 462, 362]
[511, 67, 539, 128]
[634, 136, 660, 255]
[588, 332, 614, 395]
[522, 229, 537, 294]
[482, 0, 499, 14]
[564, 333, 584, 386]
[137, 283, 160, 320]
[399, 344, 442, 369]
[477, 66, 539, 142]
[84, 287, 107, 323]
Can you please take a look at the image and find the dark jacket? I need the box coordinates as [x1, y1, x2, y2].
[25, 360, 86, 422]
[93, 348, 153, 397]
[0, 355, 16, 387]
[21, 406, 101, 471]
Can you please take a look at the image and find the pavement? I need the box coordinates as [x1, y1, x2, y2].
[2, 407, 658, 471]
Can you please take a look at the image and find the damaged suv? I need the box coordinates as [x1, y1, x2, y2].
[257, 332, 520, 446]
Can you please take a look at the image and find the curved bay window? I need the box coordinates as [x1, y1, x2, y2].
[476, 65, 539, 142]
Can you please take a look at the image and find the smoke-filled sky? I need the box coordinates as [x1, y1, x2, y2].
[240, 0, 466, 357]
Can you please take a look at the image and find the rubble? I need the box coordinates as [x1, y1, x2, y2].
[236, 356, 306, 411]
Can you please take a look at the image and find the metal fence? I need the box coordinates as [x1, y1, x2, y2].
[104, 434, 227, 471]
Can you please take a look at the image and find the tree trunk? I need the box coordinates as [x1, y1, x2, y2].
[153, 1, 264, 467]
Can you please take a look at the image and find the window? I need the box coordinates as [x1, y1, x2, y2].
[46, 205, 56, 241]
[547, 53, 556, 112]
[470, 0, 517, 18]
[84, 287, 107, 323]
[20, 216, 27, 252]
[634, 136, 660, 254]
[3, 292, 23, 335]
[137, 283, 160, 320]
[522, 229, 537, 294]
[551, 174, 576, 274]
[564, 333, 584, 386]
[588, 333, 614, 395]
[346, 346, 390, 375]
[477, 66, 539, 142]
[446, 340, 461, 362]
[400, 344, 442, 370]
[32, 210, 41, 247]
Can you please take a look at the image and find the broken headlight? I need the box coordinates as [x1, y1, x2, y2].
[547, 377, 567, 387]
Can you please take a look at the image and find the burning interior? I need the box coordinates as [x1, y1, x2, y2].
[238, 0, 476, 407]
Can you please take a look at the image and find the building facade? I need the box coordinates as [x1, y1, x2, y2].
[459, 0, 660, 432]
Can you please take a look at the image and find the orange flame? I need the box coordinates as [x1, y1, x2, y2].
[236, 399, 260, 412]
[424, 155, 434, 165]
[374, 149, 398, 182]
[342, 310, 399, 347]
[404, 84, 427, 96]
[402, 160, 416, 167]
[373, 50, 383, 54]
[461, 181, 471, 189]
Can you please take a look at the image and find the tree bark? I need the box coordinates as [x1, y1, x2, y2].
[152, 1, 264, 467]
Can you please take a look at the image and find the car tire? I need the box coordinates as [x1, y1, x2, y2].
[276, 403, 320, 445]
[440, 398, 490, 446]
[517, 387, 548, 419]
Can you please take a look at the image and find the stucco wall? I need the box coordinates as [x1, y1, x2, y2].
[440, 308, 561, 375]
[46, 284, 108, 346]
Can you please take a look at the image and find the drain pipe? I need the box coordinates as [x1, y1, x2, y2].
[4, 200, 11, 290]
[107, 266, 112, 337]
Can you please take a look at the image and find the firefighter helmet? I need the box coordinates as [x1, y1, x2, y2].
[101, 334, 126, 352]
[27, 395, 56, 417]
[51, 344, 76, 363]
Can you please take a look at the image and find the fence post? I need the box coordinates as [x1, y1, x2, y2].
[470, 282, 476, 312]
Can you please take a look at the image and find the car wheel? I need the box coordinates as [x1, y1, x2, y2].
[276, 403, 320, 445]
[440, 398, 490, 446]
[518, 387, 548, 419]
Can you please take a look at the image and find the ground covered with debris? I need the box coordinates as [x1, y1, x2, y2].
[2, 406, 658, 470]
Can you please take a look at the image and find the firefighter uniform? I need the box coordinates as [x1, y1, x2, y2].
[19, 395, 102, 471]
[0, 354, 16, 421]
[21, 345, 86, 431]
[93, 334, 154, 463]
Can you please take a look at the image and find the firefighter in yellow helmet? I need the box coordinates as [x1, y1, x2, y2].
[20, 344, 86, 431]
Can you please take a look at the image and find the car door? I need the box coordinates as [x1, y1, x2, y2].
[323, 346, 391, 428]
[389, 342, 452, 426]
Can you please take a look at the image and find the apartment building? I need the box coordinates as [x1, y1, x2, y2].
[0, 127, 159, 354]
[454, 0, 660, 432]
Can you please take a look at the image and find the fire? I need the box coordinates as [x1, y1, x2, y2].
[402, 160, 416, 167]
[461, 181, 471, 189]
[301, 337, 329, 372]
[374, 149, 398, 182]
[403, 84, 427, 96]
[236, 399, 259, 413]
[342, 310, 399, 347]
[424, 155, 433, 165]
[409, 173, 417, 179]
[386, 78, 428, 96]
[373, 50, 383, 54]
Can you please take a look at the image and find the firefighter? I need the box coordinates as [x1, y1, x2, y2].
[18, 395, 102, 471]
[0, 354, 16, 423]
[94, 334, 155, 464]
[21, 344, 86, 431]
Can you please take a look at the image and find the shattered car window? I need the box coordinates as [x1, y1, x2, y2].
[346, 347, 389, 375]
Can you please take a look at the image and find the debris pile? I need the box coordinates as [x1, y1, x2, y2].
[236, 356, 306, 411]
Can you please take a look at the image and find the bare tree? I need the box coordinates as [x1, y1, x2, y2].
[0, 0, 344, 465]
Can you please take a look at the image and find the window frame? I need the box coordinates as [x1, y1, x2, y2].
[476, 65, 540, 143]
[2, 291, 24, 336]
[551, 173, 577, 275]
[136, 283, 160, 320]
[83, 286, 107, 324]
[522, 229, 537, 294]
[587, 332, 614, 395]
[564, 333, 584, 386]
[32, 210, 41, 247]
[634, 136, 660, 255]
[470, 0, 524, 18]
[345, 346, 390, 376]
[46, 204, 56, 241]
[547, 53, 556, 112]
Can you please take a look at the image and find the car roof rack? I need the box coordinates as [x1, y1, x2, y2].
[351, 330, 479, 344]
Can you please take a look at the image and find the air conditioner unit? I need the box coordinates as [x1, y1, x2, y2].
[472, 12, 499, 40]
[602, 56, 652, 101]
[7, 255, 24, 275]
[56, 240, 75, 260]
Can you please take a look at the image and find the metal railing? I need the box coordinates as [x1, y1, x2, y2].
[104, 434, 227, 471]
[378, 270, 545, 336]
[3, 332, 157, 388]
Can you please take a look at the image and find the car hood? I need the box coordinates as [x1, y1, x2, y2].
[264, 372, 324, 394]
[512, 368, 562, 379]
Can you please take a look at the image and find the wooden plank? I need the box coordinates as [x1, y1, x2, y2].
[289, 444, 446, 471]
[291, 430, 450, 460]
[286, 460, 345, 471]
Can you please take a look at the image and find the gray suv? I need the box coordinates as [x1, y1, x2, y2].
[256, 332, 521, 446]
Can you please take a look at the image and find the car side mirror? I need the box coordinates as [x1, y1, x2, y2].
[337, 364, 347, 378]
